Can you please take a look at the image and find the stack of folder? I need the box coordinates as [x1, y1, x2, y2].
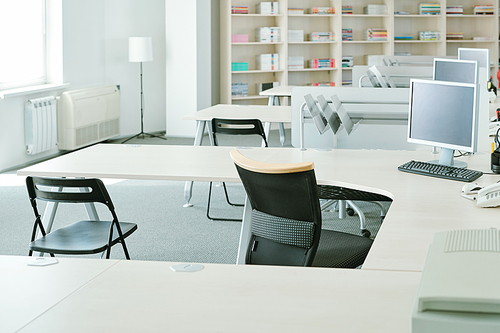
[308, 7, 335, 14]
[419, 3, 441, 15]
[231, 83, 248, 96]
[419, 31, 441, 40]
[342, 6, 353, 14]
[231, 6, 248, 14]
[308, 58, 335, 69]
[364, 28, 387, 41]
[446, 32, 464, 40]
[446, 5, 463, 15]
[342, 29, 353, 41]
[474, 5, 494, 15]
[308, 32, 335, 42]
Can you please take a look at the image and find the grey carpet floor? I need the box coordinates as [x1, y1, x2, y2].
[0, 130, 390, 264]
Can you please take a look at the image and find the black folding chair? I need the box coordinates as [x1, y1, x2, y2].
[26, 176, 137, 259]
[207, 118, 268, 222]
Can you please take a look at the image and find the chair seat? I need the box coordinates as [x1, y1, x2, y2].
[30, 220, 138, 255]
[312, 229, 373, 268]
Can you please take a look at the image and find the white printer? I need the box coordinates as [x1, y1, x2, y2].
[412, 229, 500, 332]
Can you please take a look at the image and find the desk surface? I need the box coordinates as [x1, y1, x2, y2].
[182, 104, 291, 123]
[17, 144, 500, 273]
[6, 256, 420, 333]
[258, 85, 295, 97]
[0, 256, 119, 333]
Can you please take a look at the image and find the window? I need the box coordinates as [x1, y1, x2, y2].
[0, 0, 46, 90]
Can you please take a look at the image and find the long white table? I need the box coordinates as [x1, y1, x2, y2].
[181, 104, 291, 207]
[4, 255, 421, 333]
[12, 144, 500, 332]
[17, 144, 500, 272]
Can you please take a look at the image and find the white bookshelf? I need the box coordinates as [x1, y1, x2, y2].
[221, 0, 500, 104]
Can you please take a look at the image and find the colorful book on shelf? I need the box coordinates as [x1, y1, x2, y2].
[256, 53, 280, 70]
[310, 82, 336, 87]
[342, 56, 353, 67]
[419, 31, 441, 40]
[446, 5, 463, 15]
[474, 5, 494, 15]
[394, 36, 414, 40]
[446, 32, 463, 40]
[255, 27, 281, 42]
[231, 83, 248, 96]
[256, 2, 280, 15]
[364, 28, 387, 41]
[231, 34, 249, 43]
[342, 6, 353, 14]
[231, 6, 248, 14]
[308, 7, 335, 14]
[342, 79, 353, 86]
[287, 8, 304, 14]
[342, 28, 353, 41]
[308, 32, 335, 42]
[309, 58, 335, 69]
[419, 3, 441, 15]
[473, 36, 494, 41]
[231, 62, 249, 71]
[364, 5, 387, 15]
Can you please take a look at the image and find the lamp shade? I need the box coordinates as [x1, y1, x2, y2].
[129, 37, 153, 62]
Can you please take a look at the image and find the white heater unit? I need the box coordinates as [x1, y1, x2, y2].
[25, 96, 58, 155]
[58, 85, 120, 150]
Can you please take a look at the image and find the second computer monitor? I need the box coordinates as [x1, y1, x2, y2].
[408, 79, 478, 167]
[433, 58, 478, 85]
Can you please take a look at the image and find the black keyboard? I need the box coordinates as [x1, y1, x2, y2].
[398, 160, 483, 182]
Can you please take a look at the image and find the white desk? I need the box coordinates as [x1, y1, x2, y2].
[181, 104, 291, 206]
[6, 255, 421, 333]
[0, 256, 118, 333]
[17, 144, 500, 272]
[259, 85, 295, 146]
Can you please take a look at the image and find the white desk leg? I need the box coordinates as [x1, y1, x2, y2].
[268, 96, 286, 146]
[275, 96, 286, 146]
[184, 120, 206, 207]
[236, 196, 252, 265]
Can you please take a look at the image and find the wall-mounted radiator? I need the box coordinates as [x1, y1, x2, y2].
[25, 96, 58, 155]
[58, 85, 120, 150]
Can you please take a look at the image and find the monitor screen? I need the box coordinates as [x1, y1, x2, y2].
[458, 48, 489, 69]
[433, 58, 478, 84]
[408, 79, 478, 153]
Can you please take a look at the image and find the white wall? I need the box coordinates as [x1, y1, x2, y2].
[105, 0, 166, 135]
[0, 0, 166, 172]
[165, 0, 213, 137]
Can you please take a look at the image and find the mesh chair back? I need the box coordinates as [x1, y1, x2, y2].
[211, 118, 268, 147]
[231, 150, 322, 266]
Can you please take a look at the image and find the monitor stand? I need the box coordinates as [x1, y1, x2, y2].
[429, 148, 467, 168]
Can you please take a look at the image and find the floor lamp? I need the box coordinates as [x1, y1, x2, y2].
[122, 37, 166, 144]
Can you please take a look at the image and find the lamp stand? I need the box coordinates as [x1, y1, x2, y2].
[122, 62, 167, 144]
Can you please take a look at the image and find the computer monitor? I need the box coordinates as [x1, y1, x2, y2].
[433, 58, 478, 84]
[408, 79, 478, 167]
[458, 48, 489, 69]
[458, 48, 490, 85]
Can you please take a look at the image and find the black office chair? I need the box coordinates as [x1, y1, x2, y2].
[207, 118, 268, 222]
[230, 149, 373, 267]
[318, 186, 392, 238]
[26, 176, 138, 259]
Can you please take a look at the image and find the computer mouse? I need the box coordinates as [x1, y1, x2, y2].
[462, 183, 483, 195]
